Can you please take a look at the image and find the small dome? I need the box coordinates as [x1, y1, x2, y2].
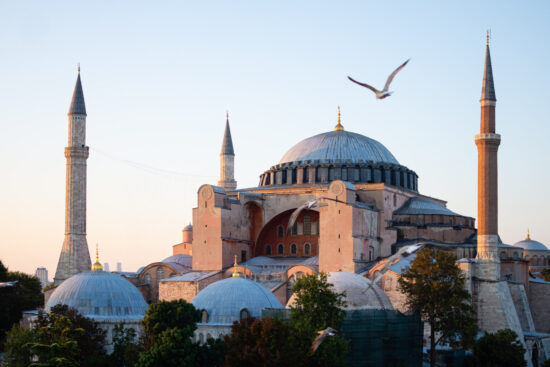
[162, 254, 192, 268]
[46, 271, 147, 320]
[183, 224, 193, 231]
[191, 277, 284, 324]
[394, 197, 462, 217]
[279, 130, 399, 165]
[287, 272, 393, 310]
[513, 238, 548, 251]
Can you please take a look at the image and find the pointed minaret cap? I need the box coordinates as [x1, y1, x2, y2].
[92, 243, 103, 272]
[68, 65, 87, 115]
[221, 112, 235, 155]
[481, 33, 497, 102]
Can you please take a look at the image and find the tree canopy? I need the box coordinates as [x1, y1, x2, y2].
[398, 248, 477, 367]
[0, 260, 43, 348]
[137, 300, 225, 367]
[472, 329, 526, 367]
[289, 272, 349, 367]
[224, 317, 306, 367]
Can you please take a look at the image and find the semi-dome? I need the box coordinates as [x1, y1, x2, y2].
[280, 130, 399, 165]
[46, 271, 148, 320]
[162, 254, 192, 268]
[287, 272, 393, 310]
[513, 233, 548, 251]
[191, 277, 284, 324]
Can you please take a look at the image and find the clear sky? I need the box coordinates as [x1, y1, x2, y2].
[1, 1, 549, 277]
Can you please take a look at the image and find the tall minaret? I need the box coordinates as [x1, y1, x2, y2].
[475, 33, 500, 279]
[54, 67, 91, 285]
[218, 112, 237, 190]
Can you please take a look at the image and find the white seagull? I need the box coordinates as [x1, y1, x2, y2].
[348, 58, 410, 99]
[286, 197, 338, 236]
[310, 327, 338, 355]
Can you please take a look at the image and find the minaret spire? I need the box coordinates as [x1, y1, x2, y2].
[54, 69, 91, 285]
[218, 112, 237, 190]
[475, 34, 501, 278]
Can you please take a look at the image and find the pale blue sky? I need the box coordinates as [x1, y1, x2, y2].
[1, 1, 549, 275]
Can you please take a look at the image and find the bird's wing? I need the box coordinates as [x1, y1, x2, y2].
[310, 333, 327, 355]
[382, 58, 410, 92]
[287, 204, 306, 235]
[307, 198, 320, 209]
[348, 76, 380, 94]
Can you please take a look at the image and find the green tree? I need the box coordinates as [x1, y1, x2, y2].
[541, 268, 550, 282]
[141, 300, 200, 349]
[472, 329, 526, 367]
[110, 323, 143, 367]
[398, 248, 477, 367]
[289, 272, 348, 367]
[37, 304, 107, 366]
[224, 317, 307, 367]
[137, 300, 225, 367]
[0, 260, 43, 347]
[27, 313, 84, 367]
[3, 307, 110, 367]
[3, 324, 36, 367]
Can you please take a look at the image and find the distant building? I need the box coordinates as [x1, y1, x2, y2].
[116, 262, 122, 272]
[104, 262, 110, 272]
[35, 267, 49, 288]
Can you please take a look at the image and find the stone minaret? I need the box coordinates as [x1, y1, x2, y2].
[218, 113, 237, 190]
[54, 68, 91, 285]
[475, 35, 501, 279]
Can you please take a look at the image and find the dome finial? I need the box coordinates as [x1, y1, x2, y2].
[232, 255, 240, 277]
[334, 106, 344, 131]
[78, 63, 80, 73]
[486, 29, 491, 46]
[92, 243, 103, 271]
[527, 229, 530, 240]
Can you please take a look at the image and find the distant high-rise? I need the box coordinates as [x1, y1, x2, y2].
[54, 67, 92, 286]
[35, 267, 49, 287]
[104, 263, 110, 272]
[117, 262, 122, 272]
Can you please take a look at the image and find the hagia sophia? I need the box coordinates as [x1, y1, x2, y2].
[42, 39, 550, 365]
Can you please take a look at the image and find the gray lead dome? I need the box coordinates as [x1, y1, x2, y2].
[280, 130, 399, 165]
[46, 271, 148, 320]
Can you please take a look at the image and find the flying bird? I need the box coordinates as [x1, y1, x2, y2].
[310, 327, 338, 355]
[348, 58, 410, 99]
[286, 197, 339, 235]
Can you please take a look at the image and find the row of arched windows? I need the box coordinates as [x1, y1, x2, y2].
[265, 242, 312, 256]
[499, 252, 550, 266]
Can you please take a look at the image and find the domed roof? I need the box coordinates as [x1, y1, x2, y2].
[191, 277, 284, 324]
[183, 224, 193, 231]
[394, 197, 462, 217]
[286, 272, 393, 310]
[513, 235, 548, 251]
[279, 130, 399, 165]
[46, 271, 147, 320]
[162, 254, 192, 268]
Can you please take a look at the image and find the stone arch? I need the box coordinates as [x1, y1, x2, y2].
[287, 265, 317, 280]
[244, 201, 264, 243]
[240, 308, 250, 320]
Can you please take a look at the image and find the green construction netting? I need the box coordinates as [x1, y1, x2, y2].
[263, 308, 423, 367]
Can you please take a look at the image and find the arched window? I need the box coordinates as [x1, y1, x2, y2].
[206, 333, 212, 340]
[513, 251, 519, 258]
[199, 333, 204, 344]
[304, 243, 311, 255]
[500, 251, 506, 259]
[201, 310, 208, 323]
[240, 308, 250, 321]
[277, 225, 284, 238]
[303, 215, 311, 235]
[157, 267, 165, 282]
[277, 243, 284, 255]
[265, 244, 272, 255]
[291, 243, 297, 255]
[144, 274, 152, 285]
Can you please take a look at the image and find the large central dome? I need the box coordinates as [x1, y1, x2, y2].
[280, 130, 399, 165]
